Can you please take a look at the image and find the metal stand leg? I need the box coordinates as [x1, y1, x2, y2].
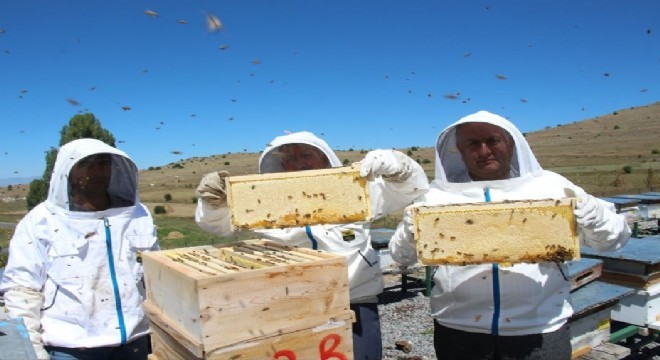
[425, 266, 432, 297]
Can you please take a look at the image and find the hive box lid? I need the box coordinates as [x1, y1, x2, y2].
[226, 165, 372, 230]
[413, 198, 579, 265]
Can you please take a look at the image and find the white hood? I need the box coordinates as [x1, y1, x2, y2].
[47, 138, 139, 212]
[434, 110, 542, 182]
[258, 131, 342, 174]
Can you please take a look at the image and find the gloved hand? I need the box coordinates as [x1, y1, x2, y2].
[195, 170, 230, 208]
[359, 149, 415, 182]
[4, 287, 50, 360]
[574, 194, 606, 228]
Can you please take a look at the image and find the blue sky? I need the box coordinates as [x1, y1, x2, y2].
[1, 0, 658, 181]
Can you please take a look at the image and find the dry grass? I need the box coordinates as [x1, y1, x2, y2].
[1, 101, 659, 218]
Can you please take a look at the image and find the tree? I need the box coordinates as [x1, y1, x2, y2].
[26, 178, 48, 210]
[27, 113, 116, 210]
[58, 113, 116, 147]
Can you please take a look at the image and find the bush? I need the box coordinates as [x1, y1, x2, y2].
[191, 197, 198, 204]
[407, 150, 413, 156]
[26, 178, 48, 210]
[422, 158, 431, 164]
[614, 125, 620, 130]
[342, 159, 350, 165]
[164, 193, 172, 202]
[154, 205, 167, 214]
[224, 161, 230, 166]
[652, 149, 659, 155]
[622, 165, 632, 174]
[172, 163, 184, 169]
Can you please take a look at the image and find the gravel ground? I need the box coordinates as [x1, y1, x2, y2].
[378, 272, 436, 360]
[377, 270, 660, 360]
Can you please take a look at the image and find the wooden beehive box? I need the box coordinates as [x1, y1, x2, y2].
[149, 312, 354, 360]
[226, 165, 371, 230]
[142, 239, 352, 358]
[413, 198, 579, 265]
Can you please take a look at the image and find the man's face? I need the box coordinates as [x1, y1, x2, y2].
[279, 144, 330, 172]
[69, 154, 112, 197]
[456, 122, 514, 181]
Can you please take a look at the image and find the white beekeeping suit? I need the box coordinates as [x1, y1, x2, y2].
[196, 131, 430, 303]
[0, 139, 159, 359]
[390, 111, 630, 336]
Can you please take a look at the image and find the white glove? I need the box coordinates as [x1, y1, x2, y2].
[195, 171, 229, 208]
[359, 150, 415, 182]
[574, 194, 605, 229]
[4, 287, 50, 360]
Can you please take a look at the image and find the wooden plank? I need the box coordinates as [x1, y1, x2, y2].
[598, 271, 660, 290]
[150, 321, 202, 360]
[226, 165, 371, 230]
[575, 342, 631, 360]
[208, 312, 354, 360]
[413, 198, 579, 265]
[568, 258, 603, 291]
[150, 312, 354, 360]
[144, 301, 205, 358]
[572, 345, 592, 359]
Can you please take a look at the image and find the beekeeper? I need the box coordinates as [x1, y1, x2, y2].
[0, 138, 159, 360]
[195, 131, 429, 360]
[389, 111, 631, 360]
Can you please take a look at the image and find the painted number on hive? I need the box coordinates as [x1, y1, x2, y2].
[273, 333, 348, 360]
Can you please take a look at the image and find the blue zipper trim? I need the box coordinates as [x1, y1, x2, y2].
[104, 218, 127, 344]
[483, 187, 500, 335]
[491, 263, 501, 335]
[305, 226, 318, 250]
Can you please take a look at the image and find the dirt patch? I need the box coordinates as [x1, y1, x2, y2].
[164, 231, 184, 240]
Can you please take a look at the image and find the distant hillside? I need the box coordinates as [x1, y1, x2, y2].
[526, 101, 660, 195]
[2, 101, 659, 217]
[0, 177, 37, 187]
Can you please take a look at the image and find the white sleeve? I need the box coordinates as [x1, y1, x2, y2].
[0, 216, 50, 359]
[194, 199, 235, 237]
[368, 160, 429, 218]
[3, 288, 50, 359]
[0, 217, 48, 292]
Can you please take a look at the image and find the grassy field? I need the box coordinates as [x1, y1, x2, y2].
[0, 207, 402, 268]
